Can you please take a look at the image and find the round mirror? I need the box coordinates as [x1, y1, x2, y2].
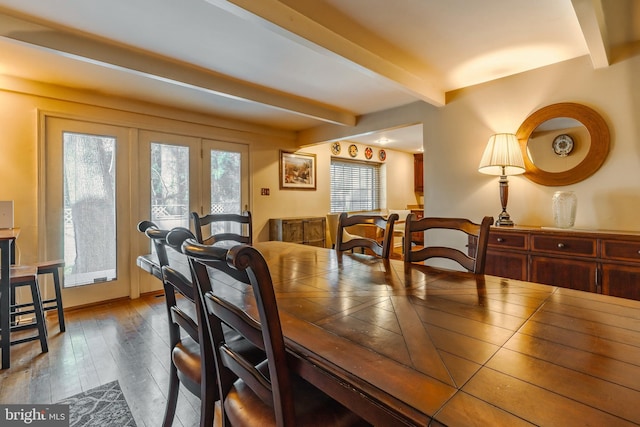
[516, 102, 610, 186]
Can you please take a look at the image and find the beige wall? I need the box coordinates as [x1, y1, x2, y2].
[423, 54, 640, 232]
[254, 141, 417, 242]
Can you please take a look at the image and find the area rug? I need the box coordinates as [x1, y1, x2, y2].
[57, 381, 137, 427]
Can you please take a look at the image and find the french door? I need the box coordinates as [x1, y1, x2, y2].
[137, 131, 249, 292]
[44, 117, 132, 307]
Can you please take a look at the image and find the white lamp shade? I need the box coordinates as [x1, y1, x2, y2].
[478, 133, 525, 176]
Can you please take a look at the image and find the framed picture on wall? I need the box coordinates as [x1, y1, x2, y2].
[279, 150, 317, 190]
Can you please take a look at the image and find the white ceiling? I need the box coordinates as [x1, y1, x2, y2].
[0, 0, 637, 152]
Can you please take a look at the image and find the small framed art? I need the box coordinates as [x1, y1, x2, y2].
[279, 150, 317, 190]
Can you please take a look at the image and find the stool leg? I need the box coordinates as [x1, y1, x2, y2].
[51, 269, 65, 332]
[10, 285, 17, 326]
[29, 280, 49, 353]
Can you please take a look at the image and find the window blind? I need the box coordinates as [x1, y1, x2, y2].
[330, 159, 381, 212]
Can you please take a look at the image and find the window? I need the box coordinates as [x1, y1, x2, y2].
[330, 159, 381, 212]
[63, 132, 117, 286]
[151, 142, 190, 230]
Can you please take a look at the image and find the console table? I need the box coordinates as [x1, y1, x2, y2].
[269, 216, 326, 247]
[482, 226, 640, 301]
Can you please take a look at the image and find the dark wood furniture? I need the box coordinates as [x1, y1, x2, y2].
[183, 241, 366, 427]
[191, 211, 252, 245]
[336, 212, 398, 259]
[138, 222, 218, 427]
[269, 216, 326, 247]
[1, 228, 20, 369]
[138, 241, 640, 426]
[404, 215, 493, 274]
[413, 153, 423, 193]
[483, 225, 640, 300]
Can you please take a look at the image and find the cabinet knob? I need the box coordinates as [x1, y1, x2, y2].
[557, 243, 565, 249]
[496, 238, 504, 242]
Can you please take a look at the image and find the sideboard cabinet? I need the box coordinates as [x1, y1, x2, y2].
[481, 226, 640, 301]
[269, 217, 326, 247]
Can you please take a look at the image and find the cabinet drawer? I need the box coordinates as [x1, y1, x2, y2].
[531, 235, 596, 257]
[530, 255, 597, 292]
[601, 240, 640, 262]
[488, 231, 528, 250]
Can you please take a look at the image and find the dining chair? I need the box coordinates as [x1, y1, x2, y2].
[403, 215, 494, 273]
[181, 240, 368, 427]
[138, 221, 218, 427]
[191, 211, 252, 246]
[138, 221, 265, 427]
[335, 212, 399, 259]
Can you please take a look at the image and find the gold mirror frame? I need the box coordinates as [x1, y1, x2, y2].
[516, 102, 610, 186]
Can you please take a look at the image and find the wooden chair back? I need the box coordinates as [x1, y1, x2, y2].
[191, 211, 252, 245]
[182, 241, 296, 426]
[403, 215, 493, 273]
[335, 212, 399, 258]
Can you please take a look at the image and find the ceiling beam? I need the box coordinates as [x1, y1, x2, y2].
[571, 0, 610, 68]
[207, 0, 445, 107]
[0, 11, 356, 126]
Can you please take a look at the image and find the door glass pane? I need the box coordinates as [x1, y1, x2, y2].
[210, 149, 241, 234]
[63, 132, 116, 287]
[151, 143, 190, 230]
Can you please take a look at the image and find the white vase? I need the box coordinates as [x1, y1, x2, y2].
[552, 191, 577, 228]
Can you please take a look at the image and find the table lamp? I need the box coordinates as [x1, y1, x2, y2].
[478, 133, 525, 226]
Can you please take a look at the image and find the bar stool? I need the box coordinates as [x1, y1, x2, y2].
[9, 265, 49, 353]
[34, 260, 66, 332]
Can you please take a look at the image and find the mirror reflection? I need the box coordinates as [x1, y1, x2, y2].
[527, 117, 590, 173]
[516, 102, 610, 186]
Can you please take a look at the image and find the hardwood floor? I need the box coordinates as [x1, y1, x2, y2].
[0, 294, 200, 427]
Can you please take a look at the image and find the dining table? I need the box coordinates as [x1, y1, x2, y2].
[0, 227, 19, 370]
[137, 240, 640, 426]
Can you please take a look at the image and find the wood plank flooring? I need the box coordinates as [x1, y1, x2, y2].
[0, 294, 200, 427]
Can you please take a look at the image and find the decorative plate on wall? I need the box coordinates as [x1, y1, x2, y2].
[552, 134, 574, 157]
[348, 144, 358, 157]
[330, 141, 341, 155]
[378, 149, 386, 161]
[364, 146, 373, 159]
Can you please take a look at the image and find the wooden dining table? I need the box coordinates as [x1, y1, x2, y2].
[138, 240, 640, 426]
[0, 227, 19, 370]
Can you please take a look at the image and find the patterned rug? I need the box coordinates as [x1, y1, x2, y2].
[57, 381, 137, 427]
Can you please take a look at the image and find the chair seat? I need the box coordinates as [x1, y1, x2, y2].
[172, 338, 201, 393]
[34, 259, 65, 273]
[224, 361, 365, 427]
[171, 325, 266, 398]
[10, 265, 37, 284]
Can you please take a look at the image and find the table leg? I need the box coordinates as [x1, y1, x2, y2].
[1, 240, 11, 369]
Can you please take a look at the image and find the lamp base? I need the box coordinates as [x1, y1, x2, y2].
[495, 211, 515, 227]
